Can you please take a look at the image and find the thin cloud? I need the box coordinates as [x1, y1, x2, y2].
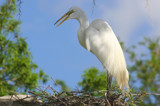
[97, 0, 160, 43]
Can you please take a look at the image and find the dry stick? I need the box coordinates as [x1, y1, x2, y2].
[132, 92, 160, 96]
[105, 93, 111, 106]
[91, 0, 95, 15]
[106, 98, 111, 106]
[49, 85, 58, 95]
[51, 77, 57, 84]
[133, 93, 144, 104]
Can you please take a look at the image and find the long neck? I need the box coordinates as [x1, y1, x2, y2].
[77, 11, 89, 49]
[77, 12, 89, 29]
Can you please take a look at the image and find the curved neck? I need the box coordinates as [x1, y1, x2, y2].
[76, 10, 89, 49]
[77, 11, 89, 29]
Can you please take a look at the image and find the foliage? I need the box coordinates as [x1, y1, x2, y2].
[78, 68, 107, 93]
[0, 0, 48, 96]
[54, 79, 71, 91]
[126, 37, 160, 105]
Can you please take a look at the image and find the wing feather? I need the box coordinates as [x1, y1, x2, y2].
[85, 19, 129, 89]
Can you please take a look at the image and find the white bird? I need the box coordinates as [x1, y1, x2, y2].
[55, 7, 129, 91]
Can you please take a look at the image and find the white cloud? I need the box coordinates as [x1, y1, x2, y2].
[97, 0, 160, 43]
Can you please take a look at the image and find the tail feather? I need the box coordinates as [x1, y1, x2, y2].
[115, 69, 129, 89]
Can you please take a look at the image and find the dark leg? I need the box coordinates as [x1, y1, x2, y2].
[107, 71, 112, 98]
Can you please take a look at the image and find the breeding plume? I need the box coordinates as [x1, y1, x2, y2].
[55, 7, 129, 91]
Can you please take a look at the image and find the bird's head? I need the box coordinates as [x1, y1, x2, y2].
[54, 7, 81, 27]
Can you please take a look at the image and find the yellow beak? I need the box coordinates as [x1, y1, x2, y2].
[54, 13, 70, 27]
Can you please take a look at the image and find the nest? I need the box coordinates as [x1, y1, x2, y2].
[0, 86, 148, 106]
[28, 86, 145, 106]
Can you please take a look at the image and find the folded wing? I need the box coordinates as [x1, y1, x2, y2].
[85, 19, 129, 89]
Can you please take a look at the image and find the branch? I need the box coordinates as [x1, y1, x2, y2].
[132, 92, 160, 96]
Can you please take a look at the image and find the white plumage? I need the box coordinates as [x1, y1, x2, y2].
[55, 7, 129, 89]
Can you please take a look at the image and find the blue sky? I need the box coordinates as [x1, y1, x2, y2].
[2, 0, 160, 89]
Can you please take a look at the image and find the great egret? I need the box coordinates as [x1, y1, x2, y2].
[55, 7, 129, 92]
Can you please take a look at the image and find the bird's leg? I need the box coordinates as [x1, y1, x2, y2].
[107, 71, 112, 98]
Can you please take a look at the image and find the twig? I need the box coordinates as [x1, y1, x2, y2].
[132, 92, 160, 96]
[51, 77, 58, 85]
[106, 98, 111, 106]
[92, 0, 96, 15]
